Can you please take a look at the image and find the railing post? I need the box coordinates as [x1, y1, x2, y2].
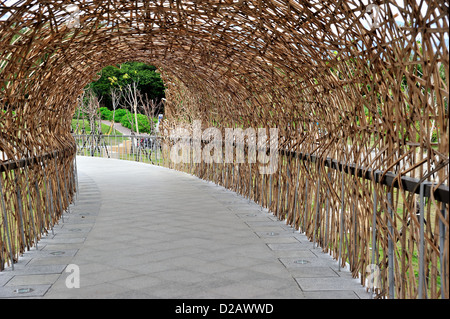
[269, 173, 272, 210]
[371, 183, 378, 298]
[156, 138, 159, 165]
[24, 165, 39, 250]
[62, 160, 72, 213]
[15, 175, 27, 251]
[212, 159, 215, 183]
[313, 169, 321, 248]
[90, 133, 94, 157]
[225, 163, 229, 189]
[292, 157, 300, 233]
[338, 163, 345, 272]
[255, 166, 259, 206]
[285, 159, 290, 220]
[440, 202, 447, 299]
[387, 191, 395, 299]
[53, 157, 65, 223]
[41, 164, 54, 236]
[35, 181, 43, 235]
[248, 163, 252, 203]
[48, 174, 55, 235]
[303, 177, 308, 234]
[260, 171, 265, 211]
[74, 156, 79, 201]
[418, 183, 426, 299]
[352, 198, 357, 268]
[0, 176, 15, 270]
[324, 171, 331, 248]
[277, 168, 282, 217]
[236, 163, 240, 193]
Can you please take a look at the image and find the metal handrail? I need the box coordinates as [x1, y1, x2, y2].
[0, 145, 77, 173]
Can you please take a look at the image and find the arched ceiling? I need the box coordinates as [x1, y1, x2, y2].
[0, 0, 448, 180]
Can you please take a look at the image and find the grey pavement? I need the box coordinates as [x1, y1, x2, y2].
[0, 156, 371, 299]
[101, 120, 133, 135]
[101, 120, 150, 136]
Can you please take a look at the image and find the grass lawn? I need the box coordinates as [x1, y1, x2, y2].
[72, 119, 122, 135]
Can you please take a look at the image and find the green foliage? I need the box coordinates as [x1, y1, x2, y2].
[439, 63, 447, 85]
[73, 108, 86, 119]
[71, 119, 119, 135]
[113, 109, 129, 122]
[99, 107, 112, 120]
[431, 127, 439, 143]
[99, 106, 157, 133]
[87, 61, 165, 109]
[120, 112, 152, 133]
[1, 109, 16, 116]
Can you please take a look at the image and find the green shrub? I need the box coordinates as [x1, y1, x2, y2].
[113, 109, 129, 122]
[120, 112, 152, 133]
[73, 108, 87, 119]
[431, 127, 439, 143]
[99, 107, 112, 120]
[136, 114, 152, 133]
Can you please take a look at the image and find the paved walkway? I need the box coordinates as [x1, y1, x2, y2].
[101, 120, 149, 136]
[0, 157, 371, 299]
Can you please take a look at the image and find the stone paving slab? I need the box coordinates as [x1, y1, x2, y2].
[0, 157, 372, 299]
[0, 171, 101, 299]
[4, 265, 67, 276]
[0, 285, 52, 298]
[295, 277, 370, 293]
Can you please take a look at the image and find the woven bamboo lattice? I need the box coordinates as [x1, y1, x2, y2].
[0, 0, 448, 299]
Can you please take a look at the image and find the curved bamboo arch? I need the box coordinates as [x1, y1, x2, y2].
[0, 1, 448, 298]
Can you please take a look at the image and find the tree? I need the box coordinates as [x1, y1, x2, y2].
[122, 81, 141, 135]
[88, 61, 165, 109]
[74, 88, 102, 134]
[108, 86, 122, 134]
[140, 93, 163, 134]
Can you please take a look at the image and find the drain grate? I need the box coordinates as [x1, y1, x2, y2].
[266, 232, 279, 236]
[50, 251, 65, 256]
[14, 288, 34, 294]
[294, 259, 310, 264]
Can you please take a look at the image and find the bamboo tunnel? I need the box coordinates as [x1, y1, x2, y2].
[0, 0, 448, 299]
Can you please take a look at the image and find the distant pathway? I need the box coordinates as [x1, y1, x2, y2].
[101, 120, 133, 135]
[101, 120, 151, 136]
[0, 157, 371, 299]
